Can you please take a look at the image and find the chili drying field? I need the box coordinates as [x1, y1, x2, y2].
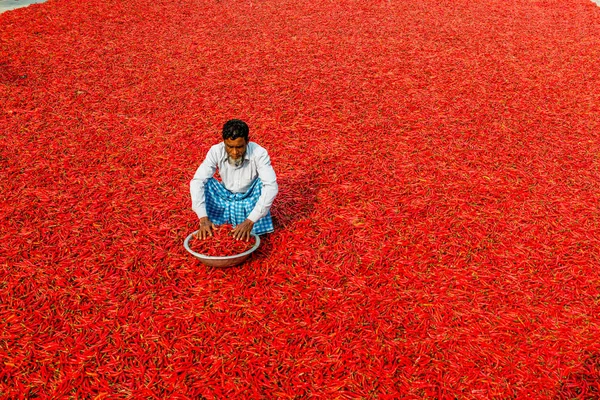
[2, 0, 600, 397]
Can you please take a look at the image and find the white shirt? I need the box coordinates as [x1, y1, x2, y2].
[190, 142, 279, 223]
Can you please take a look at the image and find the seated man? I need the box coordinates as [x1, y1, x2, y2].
[190, 119, 278, 241]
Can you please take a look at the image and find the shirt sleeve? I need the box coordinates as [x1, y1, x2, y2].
[190, 146, 219, 220]
[247, 149, 279, 223]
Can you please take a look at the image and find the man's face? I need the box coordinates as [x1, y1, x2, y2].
[224, 137, 248, 161]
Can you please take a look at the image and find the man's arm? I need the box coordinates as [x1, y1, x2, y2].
[248, 149, 278, 223]
[190, 147, 218, 239]
[232, 149, 278, 241]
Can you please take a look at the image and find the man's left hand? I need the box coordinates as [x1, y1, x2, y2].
[232, 219, 254, 241]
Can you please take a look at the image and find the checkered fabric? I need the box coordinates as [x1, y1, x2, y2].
[205, 177, 274, 235]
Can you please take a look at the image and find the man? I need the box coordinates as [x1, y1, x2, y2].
[190, 119, 278, 241]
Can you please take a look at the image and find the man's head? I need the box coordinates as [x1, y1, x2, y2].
[222, 119, 249, 161]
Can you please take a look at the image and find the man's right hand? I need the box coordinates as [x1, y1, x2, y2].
[195, 217, 214, 240]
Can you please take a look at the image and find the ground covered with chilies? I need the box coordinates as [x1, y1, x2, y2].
[2, 0, 600, 397]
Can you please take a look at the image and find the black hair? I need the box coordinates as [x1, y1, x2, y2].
[222, 119, 249, 141]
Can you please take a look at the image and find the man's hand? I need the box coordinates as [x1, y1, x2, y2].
[232, 219, 254, 241]
[195, 217, 214, 240]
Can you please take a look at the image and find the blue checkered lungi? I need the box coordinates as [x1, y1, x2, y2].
[205, 178, 274, 235]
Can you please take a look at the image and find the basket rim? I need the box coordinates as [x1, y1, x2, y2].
[184, 230, 260, 260]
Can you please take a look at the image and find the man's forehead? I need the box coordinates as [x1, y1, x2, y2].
[224, 137, 247, 146]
